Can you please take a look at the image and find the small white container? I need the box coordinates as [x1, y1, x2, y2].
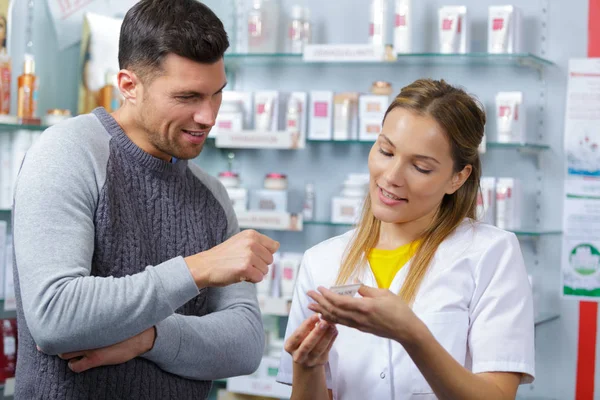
[302, 182, 315, 221]
[280, 252, 302, 299]
[218, 171, 241, 188]
[359, 117, 382, 142]
[369, 0, 388, 47]
[488, 6, 522, 54]
[495, 177, 521, 230]
[496, 91, 525, 143]
[477, 177, 496, 225]
[439, 6, 469, 54]
[250, 189, 288, 212]
[331, 197, 364, 224]
[226, 187, 248, 213]
[393, 0, 412, 54]
[213, 102, 243, 137]
[264, 173, 288, 190]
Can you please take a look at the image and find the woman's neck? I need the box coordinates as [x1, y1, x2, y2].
[376, 209, 436, 250]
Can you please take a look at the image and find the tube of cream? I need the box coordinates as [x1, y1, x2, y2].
[394, 0, 412, 54]
[488, 6, 514, 54]
[495, 91, 524, 143]
[439, 6, 464, 54]
[254, 91, 278, 131]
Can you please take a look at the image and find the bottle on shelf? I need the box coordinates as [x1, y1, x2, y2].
[2, 319, 16, 381]
[303, 182, 315, 221]
[98, 71, 122, 113]
[0, 50, 11, 115]
[302, 8, 312, 46]
[288, 5, 304, 54]
[17, 54, 38, 120]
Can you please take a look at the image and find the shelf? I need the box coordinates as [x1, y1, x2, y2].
[237, 211, 303, 232]
[224, 52, 553, 70]
[304, 221, 561, 237]
[535, 312, 560, 326]
[227, 375, 291, 398]
[258, 296, 291, 317]
[307, 139, 550, 151]
[215, 130, 304, 150]
[0, 123, 47, 132]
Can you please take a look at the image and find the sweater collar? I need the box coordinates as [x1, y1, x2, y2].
[92, 107, 188, 175]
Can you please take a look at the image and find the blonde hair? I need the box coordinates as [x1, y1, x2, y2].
[336, 79, 485, 305]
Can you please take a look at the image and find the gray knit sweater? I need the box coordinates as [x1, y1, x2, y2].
[11, 108, 264, 399]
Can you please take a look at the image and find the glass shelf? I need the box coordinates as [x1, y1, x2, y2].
[224, 52, 553, 69]
[304, 221, 561, 237]
[307, 139, 550, 151]
[0, 123, 48, 132]
[535, 312, 560, 326]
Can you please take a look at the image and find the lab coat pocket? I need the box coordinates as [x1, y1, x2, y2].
[410, 311, 469, 394]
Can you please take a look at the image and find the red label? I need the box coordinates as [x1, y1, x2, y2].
[249, 22, 257, 34]
[442, 18, 453, 31]
[499, 105, 512, 118]
[395, 14, 407, 27]
[283, 267, 294, 280]
[257, 103, 266, 114]
[457, 16, 462, 33]
[477, 192, 483, 206]
[369, 23, 375, 36]
[514, 105, 519, 121]
[493, 18, 504, 31]
[218, 121, 232, 129]
[314, 102, 329, 117]
[287, 119, 297, 128]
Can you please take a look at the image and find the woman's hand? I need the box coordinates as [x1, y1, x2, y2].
[284, 314, 338, 368]
[307, 285, 423, 345]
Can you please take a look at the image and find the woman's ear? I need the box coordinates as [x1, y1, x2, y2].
[446, 165, 473, 195]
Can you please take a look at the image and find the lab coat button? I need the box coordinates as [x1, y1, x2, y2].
[380, 372, 386, 379]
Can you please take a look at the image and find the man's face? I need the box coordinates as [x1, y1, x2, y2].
[134, 54, 227, 160]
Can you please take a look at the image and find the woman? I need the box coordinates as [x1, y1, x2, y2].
[277, 79, 534, 400]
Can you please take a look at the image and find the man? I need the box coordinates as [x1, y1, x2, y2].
[12, 0, 278, 398]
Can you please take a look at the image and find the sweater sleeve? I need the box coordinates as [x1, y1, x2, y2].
[13, 125, 200, 355]
[141, 163, 265, 380]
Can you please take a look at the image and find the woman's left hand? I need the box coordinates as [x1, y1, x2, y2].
[307, 285, 422, 344]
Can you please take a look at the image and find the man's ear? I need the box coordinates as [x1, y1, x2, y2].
[117, 69, 141, 105]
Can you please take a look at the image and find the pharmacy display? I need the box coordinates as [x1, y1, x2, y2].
[562, 59, 600, 299]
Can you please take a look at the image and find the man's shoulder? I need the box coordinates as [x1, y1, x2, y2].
[40, 112, 110, 149]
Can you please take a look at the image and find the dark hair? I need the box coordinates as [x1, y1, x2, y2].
[118, 0, 229, 78]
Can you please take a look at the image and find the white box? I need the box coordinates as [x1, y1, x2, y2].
[222, 91, 254, 129]
[331, 197, 364, 224]
[309, 91, 333, 140]
[250, 189, 288, 212]
[254, 91, 280, 132]
[359, 117, 383, 142]
[333, 93, 359, 141]
[226, 188, 248, 213]
[495, 178, 521, 230]
[359, 94, 389, 118]
[477, 177, 496, 225]
[488, 6, 523, 54]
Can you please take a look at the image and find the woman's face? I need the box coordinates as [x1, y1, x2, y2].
[368, 107, 470, 225]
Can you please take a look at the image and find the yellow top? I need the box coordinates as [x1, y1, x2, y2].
[368, 242, 419, 289]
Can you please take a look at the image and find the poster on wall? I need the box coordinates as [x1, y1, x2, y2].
[562, 58, 600, 299]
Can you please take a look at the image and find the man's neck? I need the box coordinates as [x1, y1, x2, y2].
[111, 107, 171, 162]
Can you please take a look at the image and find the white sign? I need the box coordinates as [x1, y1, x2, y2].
[562, 59, 600, 300]
[216, 131, 305, 150]
[236, 211, 303, 232]
[303, 44, 386, 63]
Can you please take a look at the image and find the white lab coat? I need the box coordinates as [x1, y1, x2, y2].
[277, 219, 535, 400]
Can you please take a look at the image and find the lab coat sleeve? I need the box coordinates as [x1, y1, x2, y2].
[468, 232, 535, 383]
[277, 250, 333, 388]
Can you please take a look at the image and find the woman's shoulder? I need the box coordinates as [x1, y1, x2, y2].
[304, 229, 356, 261]
[440, 219, 520, 257]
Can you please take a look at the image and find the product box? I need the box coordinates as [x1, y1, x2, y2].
[249, 189, 288, 212]
[438, 6, 470, 54]
[495, 178, 521, 230]
[359, 94, 389, 118]
[331, 197, 364, 224]
[254, 91, 280, 132]
[78, 13, 123, 115]
[359, 117, 383, 142]
[213, 91, 254, 138]
[488, 6, 523, 54]
[309, 91, 333, 140]
[280, 252, 302, 299]
[333, 92, 359, 141]
[226, 188, 248, 213]
[477, 177, 496, 225]
[496, 92, 525, 143]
